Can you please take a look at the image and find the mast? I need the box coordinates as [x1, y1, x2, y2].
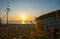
[6, 0, 10, 24]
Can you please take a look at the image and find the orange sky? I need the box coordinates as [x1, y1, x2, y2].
[7, 16, 35, 21]
[0, 0, 59, 21]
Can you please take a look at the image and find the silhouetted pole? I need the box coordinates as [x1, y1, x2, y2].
[6, 1, 10, 24]
[0, 18, 1, 26]
[7, 9, 8, 24]
[34, 16, 36, 24]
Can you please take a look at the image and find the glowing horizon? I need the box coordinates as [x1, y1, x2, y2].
[22, 21, 25, 24]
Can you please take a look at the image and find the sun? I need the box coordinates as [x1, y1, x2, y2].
[21, 16, 26, 24]
[21, 16, 26, 19]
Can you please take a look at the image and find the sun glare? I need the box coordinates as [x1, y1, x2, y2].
[21, 15, 26, 24]
[21, 16, 26, 19]
[22, 21, 25, 24]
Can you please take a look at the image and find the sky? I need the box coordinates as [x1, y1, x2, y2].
[0, 0, 60, 21]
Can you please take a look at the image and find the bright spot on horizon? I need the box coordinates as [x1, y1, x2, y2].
[21, 16, 26, 24]
[21, 16, 26, 19]
[22, 21, 25, 24]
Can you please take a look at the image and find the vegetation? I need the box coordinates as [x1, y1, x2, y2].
[0, 24, 60, 39]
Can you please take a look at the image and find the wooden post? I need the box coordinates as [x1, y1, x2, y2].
[0, 18, 1, 25]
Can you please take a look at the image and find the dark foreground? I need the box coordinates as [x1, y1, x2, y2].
[0, 24, 60, 39]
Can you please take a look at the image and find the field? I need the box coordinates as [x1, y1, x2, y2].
[0, 24, 60, 39]
[0, 24, 36, 39]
